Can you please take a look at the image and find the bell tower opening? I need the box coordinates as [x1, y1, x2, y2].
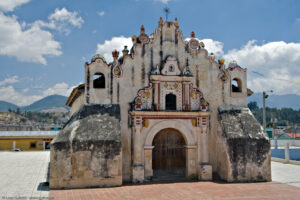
[93, 73, 105, 88]
[165, 94, 176, 110]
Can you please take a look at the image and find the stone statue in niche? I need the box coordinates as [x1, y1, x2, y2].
[200, 98, 208, 111]
[161, 56, 181, 76]
[135, 98, 142, 110]
[151, 64, 160, 75]
[169, 65, 174, 72]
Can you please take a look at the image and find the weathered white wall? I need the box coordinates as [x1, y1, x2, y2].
[76, 20, 251, 183]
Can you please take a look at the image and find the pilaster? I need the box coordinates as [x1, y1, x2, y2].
[132, 116, 144, 183]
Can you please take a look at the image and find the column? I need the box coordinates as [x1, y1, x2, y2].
[152, 81, 159, 110]
[43, 141, 46, 151]
[185, 145, 197, 179]
[198, 116, 212, 180]
[144, 146, 154, 179]
[132, 116, 145, 183]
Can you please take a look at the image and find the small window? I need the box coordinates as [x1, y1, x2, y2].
[166, 93, 176, 110]
[232, 78, 242, 93]
[30, 142, 36, 148]
[93, 73, 105, 88]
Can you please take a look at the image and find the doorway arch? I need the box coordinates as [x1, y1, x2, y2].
[152, 128, 186, 178]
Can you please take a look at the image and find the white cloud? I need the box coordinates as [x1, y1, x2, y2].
[0, 80, 74, 106]
[223, 40, 300, 95]
[33, 8, 84, 35]
[49, 8, 83, 28]
[96, 36, 132, 63]
[0, 0, 30, 12]
[97, 11, 105, 16]
[0, 12, 62, 64]
[0, 75, 19, 87]
[0, 85, 42, 106]
[0, 6, 83, 64]
[185, 38, 224, 56]
[154, 0, 173, 4]
[42, 82, 73, 97]
[201, 39, 224, 56]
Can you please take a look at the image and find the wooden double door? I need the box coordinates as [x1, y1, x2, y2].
[152, 128, 186, 178]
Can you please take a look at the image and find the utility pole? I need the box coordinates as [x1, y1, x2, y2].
[263, 91, 267, 133]
[262, 90, 273, 133]
[163, 7, 170, 21]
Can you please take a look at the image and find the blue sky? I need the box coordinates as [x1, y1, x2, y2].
[0, 0, 300, 105]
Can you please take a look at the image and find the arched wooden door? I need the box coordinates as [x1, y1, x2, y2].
[152, 128, 186, 178]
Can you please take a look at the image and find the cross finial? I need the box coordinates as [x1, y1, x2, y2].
[163, 7, 170, 21]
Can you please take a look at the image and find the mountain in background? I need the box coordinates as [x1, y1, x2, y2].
[1, 94, 299, 112]
[0, 95, 69, 112]
[248, 93, 300, 110]
[0, 101, 19, 112]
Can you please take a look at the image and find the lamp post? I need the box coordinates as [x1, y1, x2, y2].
[262, 90, 273, 133]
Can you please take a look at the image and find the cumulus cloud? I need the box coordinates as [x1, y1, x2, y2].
[0, 75, 19, 87]
[185, 38, 224, 56]
[0, 5, 83, 64]
[97, 11, 105, 16]
[223, 40, 300, 95]
[94, 34, 300, 95]
[0, 85, 42, 106]
[0, 78, 74, 106]
[33, 8, 84, 35]
[0, 0, 30, 12]
[42, 82, 73, 97]
[0, 12, 62, 64]
[96, 36, 132, 63]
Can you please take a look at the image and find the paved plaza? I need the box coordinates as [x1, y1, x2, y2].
[0, 151, 300, 199]
[0, 151, 49, 200]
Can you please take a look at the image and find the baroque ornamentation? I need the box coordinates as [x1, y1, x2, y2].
[133, 84, 153, 110]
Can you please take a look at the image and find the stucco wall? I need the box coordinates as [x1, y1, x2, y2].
[69, 20, 266, 183]
[50, 104, 122, 189]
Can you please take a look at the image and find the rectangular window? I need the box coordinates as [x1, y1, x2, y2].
[30, 142, 36, 148]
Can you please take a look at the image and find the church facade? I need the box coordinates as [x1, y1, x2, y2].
[50, 18, 271, 189]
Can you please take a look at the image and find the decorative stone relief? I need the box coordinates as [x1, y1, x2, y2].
[160, 81, 182, 110]
[182, 65, 192, 76]
[228, 61, 246, 71]
[189, 84, 209, 111]
[190, 85, 203, 111]
[133, 84, 153, 110]
[139, 25, 150, 44]
[218, 58, 229, 82]
[112, 66, 122, 78]
[161, 56, 181, 76]
[188, 32, 199, 51]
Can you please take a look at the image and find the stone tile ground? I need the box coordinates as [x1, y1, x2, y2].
[0, 151, 49, 200]
[0, 151, 300, 200]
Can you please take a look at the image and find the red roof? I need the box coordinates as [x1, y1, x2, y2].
[286, 133, 300, 139]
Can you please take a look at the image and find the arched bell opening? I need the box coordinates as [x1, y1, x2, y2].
[152, 128, 186, 179]
[232, 78, 242, 93]
[93, 73, 105, 88]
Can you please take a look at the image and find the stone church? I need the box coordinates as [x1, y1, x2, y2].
[50, 18, 271, 189]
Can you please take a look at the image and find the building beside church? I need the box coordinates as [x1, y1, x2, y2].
[50, 18, 271, 189]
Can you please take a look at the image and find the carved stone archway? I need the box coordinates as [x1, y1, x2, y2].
[144, 120, 195, 147]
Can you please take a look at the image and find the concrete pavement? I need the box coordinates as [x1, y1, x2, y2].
[0, 151, 300, 200]
[0, 151, 49, 199]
